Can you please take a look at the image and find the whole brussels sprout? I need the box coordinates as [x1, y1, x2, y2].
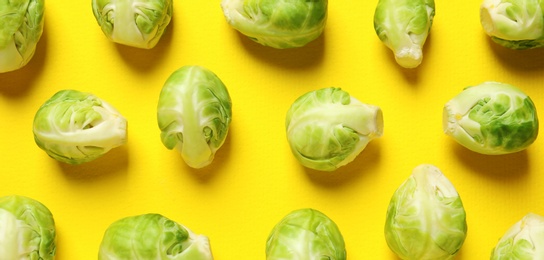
[92, 0, 173, 49]
[480, 0, 544, 49]
[491, 213, 544, 259]
[33, 89, 127, 164]
[157, 65, 232, 169]
[0, 195, 56, 259]
[220, 0, 328, 49]
[286, 87, 383, 171]
[99, 213, 213, 260]
[0, 0, 45, 73]
[374, 0, 435, 68]
[385, 164, 467, 260]
[266, 208, 346, 260]
[443, 81, 538, 155]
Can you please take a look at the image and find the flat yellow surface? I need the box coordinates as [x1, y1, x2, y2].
[2, 1, 544, 259]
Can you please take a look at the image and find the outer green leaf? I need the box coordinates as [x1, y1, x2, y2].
[157, 65, 232, 169]
[33, 89, 127, 164]
[491, 213, 544, 259]
[480, 0, 544, 49]
[374, 0, 435, 68]
[220, 0, 328, 49]
[443, 81, 538, 155]
[385, 164, 467, 260]
[0, 0, 45, 72]
[99, 214, 213, 260]
[266, 208, 346, 260]
[285, 87, 383, 171]
[91, 0, 173, 49]
[0, 195, 56, 260]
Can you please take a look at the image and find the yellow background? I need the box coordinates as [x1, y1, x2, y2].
[1, 0, 544, 259]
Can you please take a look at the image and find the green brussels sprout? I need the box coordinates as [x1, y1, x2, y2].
[98, 213, 213, 260]
[92, 0, 173, 49]
[491, 213, 544, 259]
[443, 81, 538, 155]
[220, 0, 328, 49]
[385, 164, 467, 260]
[33, 89, 128, 164]
[480, 0, 544, 49]
[0, 195, 56, 259]
[373, 0, 435, 68]
[285, 87, 383, 171]
[157, 65, 232, 169]
[266, 208, 346, 260]
[0, 0, 45, 73]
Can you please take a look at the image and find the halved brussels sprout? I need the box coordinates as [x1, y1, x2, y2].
[220, 0, 328, 49]
[98, 213, 213, 260]
[0, 195, 56, 259]
[92, 0, 173, 49]
[491, 213, 544, 259]
[0, 0, 45, 72]
[285, 87, 383, 171]
[443, 81, 538, 155]
[480, 0, 544, 49]
[157, 65, 232, 168]
[385, 164, 467, 260]
[266, 208, 346, 260]
[374, 0, 435, 68]
[33, 89, 127, 164]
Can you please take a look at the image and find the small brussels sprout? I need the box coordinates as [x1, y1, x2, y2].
[0, 0, 45, 73]
[285, 87, 383, 171]
[157, 65, 232, 169]
[373, 0, 435, 68]
[266, 208, 346, 260]
[480, 0, 544, 49]
[92, 0, 173, 49]
[385, 164, 467, 260]
[491, 213, 544, 259]
[0, 195, 56, 259]
[33, 89, 127, 164]
[443, 81, 538, 155]
[220, 0, 328, 49]
[99, 213, 213, 260]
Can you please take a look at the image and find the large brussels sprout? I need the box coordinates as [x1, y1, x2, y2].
[266, 208, 346, 260]
[285, 87, 383, 171]
[33, 89, 127, 164]
[480, 0, 544, 49]
[99, 213, 213, 260]
[443, 81, 538, 155]
[0, 0, 45, 73]
[491, 213, 544, 259]
[92, 0, 173, 49]
[220, 0, 328, 49]
[0, 195, 56, 259]
[385, 164, 467, 260]
[157, 65, 232, 169]
[374, 0, 435, 68]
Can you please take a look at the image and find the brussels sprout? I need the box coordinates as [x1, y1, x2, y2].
[373, 0, 435, 68]
[220, 0, 328, 49]
[266, 208, 346, 260]
[33, 89, 127, 164]
[285, 87, 383, 171]
[0, 0, 45, 73]
[491, 213, 544, 259]
[0, 195, 56, 259]
[99, 213, 213, 260]
[92, 0, 173, 49]
[385, 164, 467, 260]
[480, 0, 544, 49]
[443, 81, 538, 155]
[157, 65, 232, 169]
